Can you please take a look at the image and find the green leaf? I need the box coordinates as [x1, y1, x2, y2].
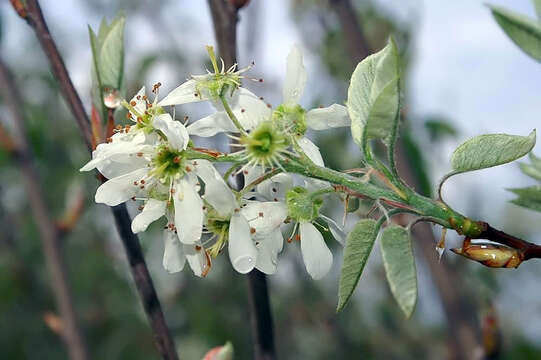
[380, 225, 417, 318]
[451, 130, 536, 173]
[347, 38, 400, 151]
[489, 5, 541, 62]
[509, 186, 541, 212]
[424, 117, 458, 142]
[98, 16, 126, 89]
[519, 162, 541, 181]
[337, 219, 378, 312]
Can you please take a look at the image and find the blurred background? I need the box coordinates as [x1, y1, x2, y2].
[1, 0, 541, 359]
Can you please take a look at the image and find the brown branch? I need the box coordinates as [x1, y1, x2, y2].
[475, 222, 541, 261]
[207, 1, 277, 359]
[328, 1, 483, 358]
[10, 1, 179, 359]
[0, 57, 89, 360]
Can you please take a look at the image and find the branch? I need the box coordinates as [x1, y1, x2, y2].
[475, 222, 541, 261]
[207, 1, 277, 359]
[0, 57, 89, 360]
[10, 1, 179, 359]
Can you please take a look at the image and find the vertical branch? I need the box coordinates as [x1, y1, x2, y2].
[10, 1, 180, 359]
[207, 1, 277, 359]
[0, 57, 89, 360]
[328, 1, 482, 358]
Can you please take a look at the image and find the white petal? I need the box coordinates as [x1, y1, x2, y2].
[282, 45, 307, 105]
[255, 231, 284, 275]
[228, 213, 257, 274]
[130, 87, 147, 116]
[300, 222, 333, 280]
[243, 166, 264, 186]
[184, 242, 210, 277]
[174, 179, 204, 244]
[320, 214, 346, 246]
[240, 201, 287, 237]
[256, 173, 293, 201]
[131, 199, 167, 233]
[297, 137, 324, 166]
[162, 230, 186, 273]
[194, 160, 236, 216]
[231, 88, 272, 130]
[94, 157, 149, 179]
[157, 79, 202, 106]
[153, 113, 189, 151]
[305, 104, 350, 130]
[95, 168, 148, 206]
[80, 141, 150, 172]
[187, 112, 237, 137]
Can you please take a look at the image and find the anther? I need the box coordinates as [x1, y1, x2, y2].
[185, 166, 191, 172]
[136, 95, 141, 100]
[133, 181, 138, 185]
[136, 152, 143, 157]
[295, 234, 301, 241]
[258, 212, 264, 217]
[241, 108, 245, 113]
[250, 227, 256, 234]
[138, 205, 144, 211]
[173, 156, 180, 163]
[130, 101, 136, 106]
[140, 179, 146, 184]
[195, 245, 202, 251]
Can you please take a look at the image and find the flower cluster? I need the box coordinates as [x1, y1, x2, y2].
[82, 46, 350, 279]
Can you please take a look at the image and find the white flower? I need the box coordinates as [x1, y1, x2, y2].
[81, 107, 236, 276]
[157, 46, 269, 136]
[273, 45, 351, 167]
[252, 173, 345, 280]
[205, 198, 288, 275]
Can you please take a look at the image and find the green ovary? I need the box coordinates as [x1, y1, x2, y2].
[152, 147, 185, 179]
[241, 121, 286, 164]
[286, 187, 323, 223]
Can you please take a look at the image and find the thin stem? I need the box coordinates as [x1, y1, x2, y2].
[0, 57, 89, 360]
[219, 94, 248, 136]
[238, 168, 281, 198]
[11, 2, 179, 358]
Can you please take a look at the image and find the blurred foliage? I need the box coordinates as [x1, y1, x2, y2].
[1, 0, 541, 359]
[424, 116, 459, 142]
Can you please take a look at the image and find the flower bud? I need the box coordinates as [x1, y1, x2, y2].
[451, 243, 523, 268]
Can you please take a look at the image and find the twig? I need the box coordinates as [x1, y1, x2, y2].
[111, 204, 180, 359]
[10, 1, 179, 359]
[0, 57, 89, 360]
[207, 1, 277, 359]
[475, 222, 541, 261]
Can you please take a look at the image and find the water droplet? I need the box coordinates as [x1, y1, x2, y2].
[103, 88, 121, 109]
[436, 246, 445, 261]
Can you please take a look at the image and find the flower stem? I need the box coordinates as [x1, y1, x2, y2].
[237, 168, 281, 198]
[219, 94, 248, 136]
